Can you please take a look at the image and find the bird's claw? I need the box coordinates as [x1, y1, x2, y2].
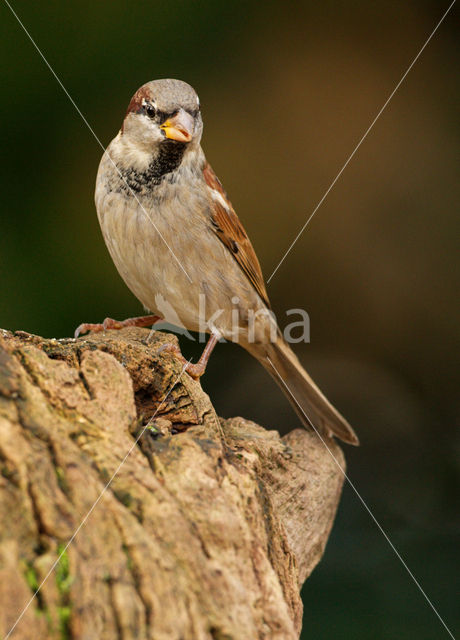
[74, 315, 161, 339]
[156, 343, 204, 380]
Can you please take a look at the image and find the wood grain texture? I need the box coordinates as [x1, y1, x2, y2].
[0, 327, 345, 640]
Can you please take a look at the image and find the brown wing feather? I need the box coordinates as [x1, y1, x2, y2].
[203, 163, 270, 308]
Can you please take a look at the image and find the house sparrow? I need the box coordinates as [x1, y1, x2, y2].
[76, 79, 358, 446]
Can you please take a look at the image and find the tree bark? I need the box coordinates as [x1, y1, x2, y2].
[0, 327, 345, 640]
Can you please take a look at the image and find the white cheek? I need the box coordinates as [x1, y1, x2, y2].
[122, 144, 151, 171]
[140, 120, 163, 145]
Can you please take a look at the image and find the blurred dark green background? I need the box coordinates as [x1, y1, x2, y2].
[1, 1, 458, 638]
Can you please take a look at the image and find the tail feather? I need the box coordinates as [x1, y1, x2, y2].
[251, 336, 359, 446]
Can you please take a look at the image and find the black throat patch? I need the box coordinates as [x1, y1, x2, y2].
[118, 140, 187, 193]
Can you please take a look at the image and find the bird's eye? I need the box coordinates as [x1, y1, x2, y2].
[145, 104, 156, 118]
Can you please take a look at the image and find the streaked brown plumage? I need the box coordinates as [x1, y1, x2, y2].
[81, 78, 358, 446]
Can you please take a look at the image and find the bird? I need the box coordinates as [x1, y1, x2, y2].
[75, 78, 359, 446]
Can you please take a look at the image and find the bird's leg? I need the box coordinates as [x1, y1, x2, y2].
[74, 314, 162, 338]
[159, 333, 219, 380]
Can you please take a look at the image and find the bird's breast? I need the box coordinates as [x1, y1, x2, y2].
[95, 150, 269, 340]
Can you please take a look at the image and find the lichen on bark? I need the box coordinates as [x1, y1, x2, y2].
[0, 327, 345, 640]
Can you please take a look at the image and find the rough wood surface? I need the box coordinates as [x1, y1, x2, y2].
[0, 327, 345, 640]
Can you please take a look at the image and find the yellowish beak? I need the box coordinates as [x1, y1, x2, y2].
[160, 109, 194, 143]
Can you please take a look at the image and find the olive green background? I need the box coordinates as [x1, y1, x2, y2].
[1, 1, 458, 638]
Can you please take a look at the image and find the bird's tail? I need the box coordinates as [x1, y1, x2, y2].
[249, 335, 359, 446]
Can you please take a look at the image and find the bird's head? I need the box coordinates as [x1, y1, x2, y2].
[121, 79, 203, 154]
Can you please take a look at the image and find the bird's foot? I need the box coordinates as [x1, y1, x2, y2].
[74, 314, 162, 338]
[158, 334, 219, 380]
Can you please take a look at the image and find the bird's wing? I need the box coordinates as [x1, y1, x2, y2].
[203, 162, 270, 308]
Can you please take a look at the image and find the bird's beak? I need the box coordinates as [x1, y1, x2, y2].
[160, 109, 194, 143]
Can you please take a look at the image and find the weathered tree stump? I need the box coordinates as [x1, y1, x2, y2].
[0, 327, 345, 640]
